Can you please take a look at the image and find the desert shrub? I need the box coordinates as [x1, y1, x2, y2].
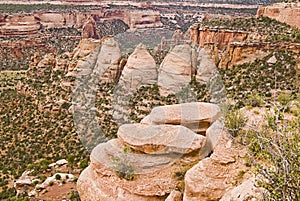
[225, 109, 248, 137]
[111, 155, 135, 181]
[55, 174, 61, 180]
[244, 100, 300, 201]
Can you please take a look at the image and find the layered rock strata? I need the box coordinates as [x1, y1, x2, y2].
[77, 102, 223, 201]
[119, 43, 158, 90]
[157, 44, 196, 96]
[257, 2, 300, 29]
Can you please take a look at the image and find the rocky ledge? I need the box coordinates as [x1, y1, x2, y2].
[77, 102, 223, 200]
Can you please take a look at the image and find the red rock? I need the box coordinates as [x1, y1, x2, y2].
[81, 16, 100, 39]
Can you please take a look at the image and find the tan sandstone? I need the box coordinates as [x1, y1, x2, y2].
[117, 124, 206, 154]
[119, 43, 157, 89]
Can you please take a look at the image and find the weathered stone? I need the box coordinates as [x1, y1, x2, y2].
[220, 177, 264, 201]
[77, 139, 192, 201]
[196, 48, 217, 84]
[37, 53, 56, 68]
[267, 55, 277, 65]
[119, 43, 157, 89]
[165, 190, 182, 201]
[70, 37, 121, 82]
[158, 44, 193, 96]
[183, 131, 248, 201]
[72, 39, 100, 59]
[96, 37, 122, 83]
[117, 124, 206, 154]
[189, 25, 250, 50]
[200, 120, 224, 159]
[82, 16, 100, 39]
[257, 2, 300, 29]
[146, 102, 221, 134]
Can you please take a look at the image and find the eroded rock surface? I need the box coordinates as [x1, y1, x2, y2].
[78, 102, 224, 201]
[119, 43, 157, 90]
[183, 131, 248, 201]
[143, 102, 221, 134]
[257, 2, 300, 29]
[82, 16, 100, 39]
[118, 124, 206, 154]
[157, 44, 195, 96]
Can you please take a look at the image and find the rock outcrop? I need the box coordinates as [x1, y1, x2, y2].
[77, 102, 223, 201]
[0, 9, 162, 37]
[119, 43, 157, 90]
[141, 102, 221, 135]
[220, 177, 264, 201]
[82, 16, 100, 39]
[189, 24, 250, 50]
[68, 37, 121, 82]
[257, 2, 300, 29]
[213, 42, 300, 69]
[118, 124, 206, 154]
[157, 44, 195, 96]
[183, 131, 249, 201]
[196, 48, 218, 84]
[96, 37, 122, 83]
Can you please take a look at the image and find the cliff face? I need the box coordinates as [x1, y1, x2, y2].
[189, 24, 250, 50]
[257, 3, 300, 28]
[208, 42, 300, 69]
[0, 9, 162, 37]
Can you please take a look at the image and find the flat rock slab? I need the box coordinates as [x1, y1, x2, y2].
[91, 139, 180, 174]
[118, 124, 206, 154]
[146, 102, 221, 127]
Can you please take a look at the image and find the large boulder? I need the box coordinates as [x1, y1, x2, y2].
[183, 131, 249, 201]
[200, 120, 223, 159]
[119, 43, 157, 90]
[220, 177, 264, 201]
[77, 139, 199, 201]
[141, 102, 221, 134]
[157, 44, 195, 96]
[117, 124, 206, 154]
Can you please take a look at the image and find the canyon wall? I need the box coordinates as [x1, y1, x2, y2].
[0, 9, 162, 37]
[257, 3, 300, 28]
[204, 42, 300, 69]
[189, 24, 250, 50]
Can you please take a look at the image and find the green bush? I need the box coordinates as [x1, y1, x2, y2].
[111, 155, 135, 181]
[55, 174, 61, 180]
[225, 109, 248, 137]
[248, 106, 300, 200]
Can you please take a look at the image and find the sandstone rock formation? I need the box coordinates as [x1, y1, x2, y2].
[118, 124, 206, 154]
[37, 53, 56, 68]
[189, 24, 250, 50]
[69, 37, 121, 82]
[183, 131, 249, 201]
[77, 102, 223, 201]
[196, 48, 218, 84]
[257, 2, 300, 29]
[82, 16, 100, 39]
[0, 9, 162, 37]
[220, 177, 264, 201]
[96, 37, 122, 83]
[214, 42, 300, 69]
[142, 102, 221, 134]
[157, 44, 195, 96]
[119, 43, 157, 90]
[72, 39, 100, 59]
